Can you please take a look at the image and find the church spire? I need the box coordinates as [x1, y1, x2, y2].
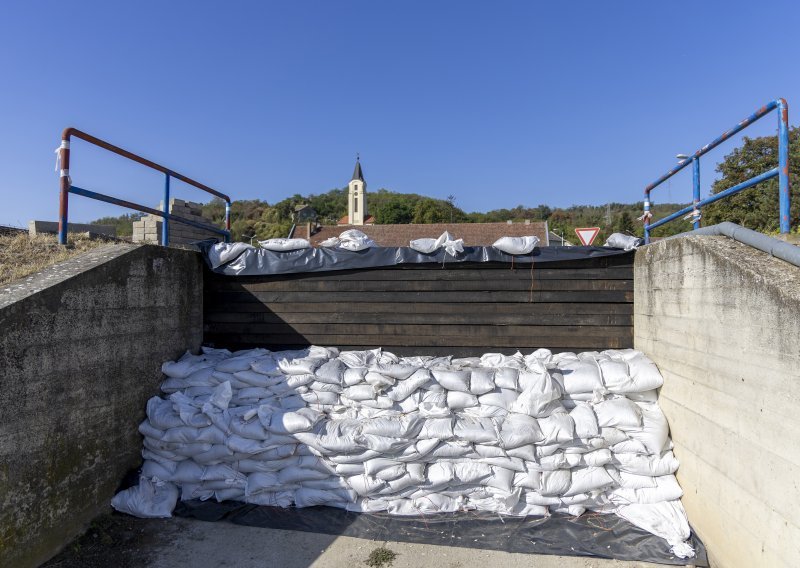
[351, 155, 365, 182]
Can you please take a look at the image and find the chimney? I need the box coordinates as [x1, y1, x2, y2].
[525, 219, 531, 225]
[306, 221, 313, 240]
[507, 220, 513, 225]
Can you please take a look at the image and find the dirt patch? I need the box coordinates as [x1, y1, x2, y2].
[366, 545, 398, 568]
[40, 513, 180, 568]
[0, 232, 123, 286]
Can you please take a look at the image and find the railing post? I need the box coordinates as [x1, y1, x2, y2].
[643, 192, 651, 244]
[162, 173, 171, 246]
[57, 138, 71, 245]
[225, 201, 231, 243]
[692, 157, 701, 230]
[778, 99, 791, 234]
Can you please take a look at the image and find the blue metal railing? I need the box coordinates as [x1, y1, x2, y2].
[57, 128, 231, 245]
[642, 99, 790, 243]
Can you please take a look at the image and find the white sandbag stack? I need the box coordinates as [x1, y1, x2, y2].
[113, 345, 694, 558]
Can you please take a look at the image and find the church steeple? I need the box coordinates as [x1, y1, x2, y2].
[351, 156, 365, 182]
[347, 156, 367, 225]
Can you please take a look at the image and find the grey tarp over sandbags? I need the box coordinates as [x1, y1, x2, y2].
[112, 346, 695, 559]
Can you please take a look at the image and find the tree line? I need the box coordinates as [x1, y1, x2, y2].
[94, 127, 799, 243]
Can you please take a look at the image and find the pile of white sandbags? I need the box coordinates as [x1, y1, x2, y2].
[112, 346, 694, 558]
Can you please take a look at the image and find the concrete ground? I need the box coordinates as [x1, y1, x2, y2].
[145, 517, 669, 568]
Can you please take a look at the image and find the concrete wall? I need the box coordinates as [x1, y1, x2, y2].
[634, 235, 800, 568]
[0, 244, 203, 568]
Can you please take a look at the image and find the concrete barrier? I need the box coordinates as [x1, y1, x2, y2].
[28, 220, 116, 236]
[634, 235, 800, 568]
[0, 244, 203, 568]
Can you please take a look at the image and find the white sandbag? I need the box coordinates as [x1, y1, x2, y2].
[480, 456, 526, 472]
[361, 415, 424, 439]
[484, 466, 515, 492]
[569, 403, 599, 438]
[431, 369, 471, 392]
[258, 237, 310, 251]
[552, 353, 604, 394]
[537, 411, 576, 444]
[258, 407, 322, 434]
[492, 235, 540, 255]
[245, 490, 294, 507]
[111, 477, 178, 518]
[513, 469, 542, 490]
[385, 369, 431, 401]
[593, 398, 643, 430]
[478, 387, 519, 409]
[628, 402, 670, 455]
[610, 474, 683, 505]
[364, 371, 395, 390]
[447, 391, 479, 409]
[250, 358, 281, 376]
[279, 357, 323, 375]
[616, 500, 694, 558]
[563, 466, 615, 497]
[314, 359, 346, 384]
[342, 367, 367, 386]
[508, 373, 562, 417]
[337, 229, 375, 251]
[499, 413, 543, 448]
[539, 469, 572, 496]
[613, 451, 680, 476]
[492, 367, 520, 389]
[453, 416, 499, 443]
[343, 384, 377, 401]
[162, 425, 225, 445]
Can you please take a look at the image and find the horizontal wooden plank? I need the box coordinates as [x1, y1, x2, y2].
[208, 278, 632, 293]
[203, 332, 630, 350]
[204, 311, 633, 326]
[203, 322, 632, 339]
[205, 266, 633, 284]
[207, 290, 633, 304]
[205, 301, 633, 315]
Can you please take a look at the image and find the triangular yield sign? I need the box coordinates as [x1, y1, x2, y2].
[574, 227, 600, 246]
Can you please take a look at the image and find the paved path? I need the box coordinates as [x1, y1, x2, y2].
[146, 517, 669, 568]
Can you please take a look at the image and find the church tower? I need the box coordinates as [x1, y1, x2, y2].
[347, 157, 367, 225]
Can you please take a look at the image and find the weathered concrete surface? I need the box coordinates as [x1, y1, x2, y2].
[28, 220, 116, 236]
[145, 517, 664, 568]
[0, 244, 203, 568]
[634, 235, 800, 568]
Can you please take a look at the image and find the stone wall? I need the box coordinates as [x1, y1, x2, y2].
[0, 244, 203, 568]
[132, 198, 222, 245]
[634, 235, 800, 568]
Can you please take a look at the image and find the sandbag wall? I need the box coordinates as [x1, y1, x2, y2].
[203, 255, 634, 356]
[113, 345, 695, 558]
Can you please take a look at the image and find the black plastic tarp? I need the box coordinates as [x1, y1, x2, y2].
[198, 241, 633, 276]
[174, 501, 707, 566]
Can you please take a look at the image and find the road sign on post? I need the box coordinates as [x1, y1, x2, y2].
[575, 227, 600, 246]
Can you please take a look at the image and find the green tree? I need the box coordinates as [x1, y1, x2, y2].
[374, 196, 414, 224]
[703, 126, 800, 232]
[614, 211, 635, 234]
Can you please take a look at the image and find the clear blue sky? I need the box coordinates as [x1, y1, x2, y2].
[1, 1, 798, 226]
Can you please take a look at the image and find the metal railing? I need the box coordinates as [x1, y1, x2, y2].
[57, 128, 231, 245]
[642, 99, 790, 243]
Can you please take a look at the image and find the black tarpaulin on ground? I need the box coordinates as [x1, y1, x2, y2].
[197, 240, 633, 276]
[174, 501, 707, 566]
